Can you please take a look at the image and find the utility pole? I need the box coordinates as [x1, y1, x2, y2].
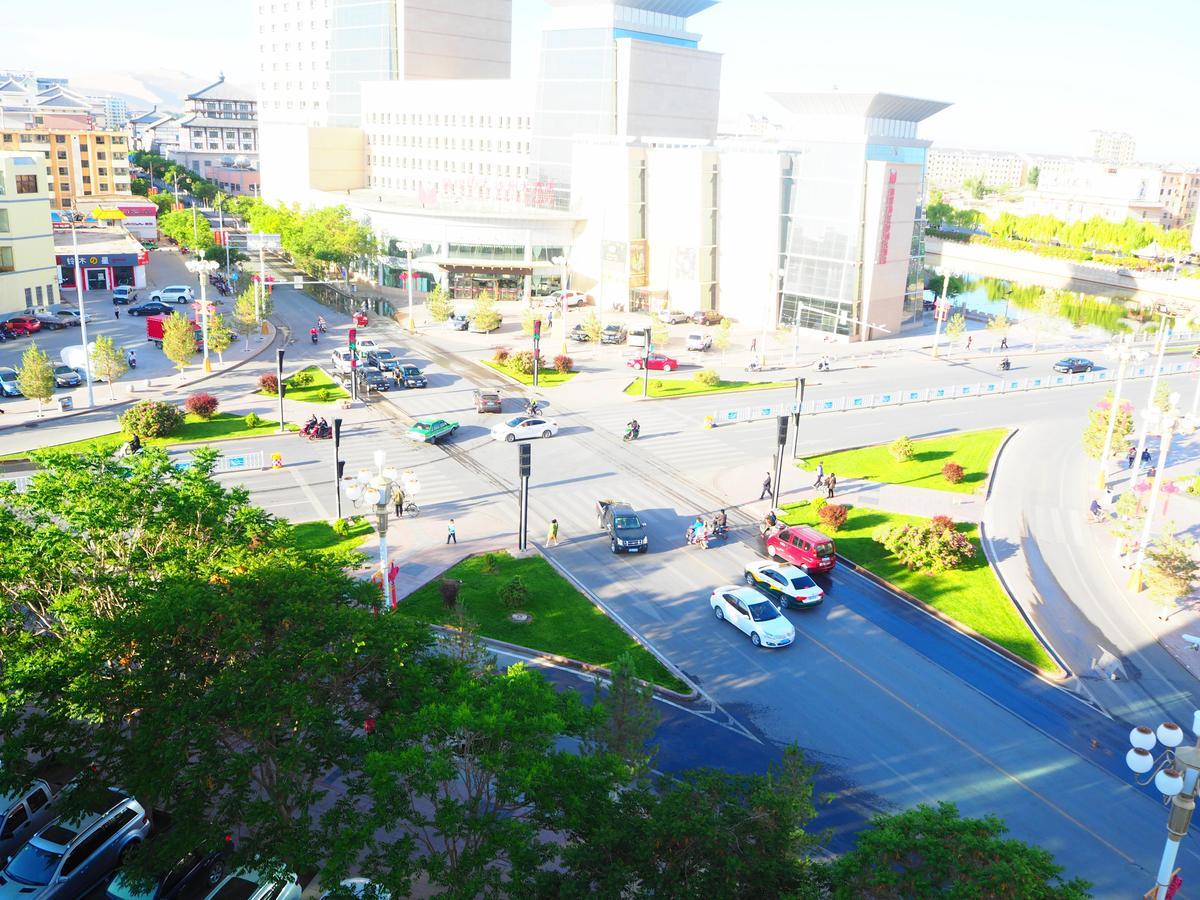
[932, 273, 949, 358]
[517, 444, 531, 551]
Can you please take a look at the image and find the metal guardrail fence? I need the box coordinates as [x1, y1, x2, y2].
[707, 358, 1198, 426]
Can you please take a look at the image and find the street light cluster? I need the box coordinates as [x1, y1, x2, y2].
[185, 257, 220, 374]
[344, 451, 419, 608]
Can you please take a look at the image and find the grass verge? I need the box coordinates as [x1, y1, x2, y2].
[277, 366, 349, 403]
[397, 551, 688, 692]
[797, 428, 1008, 495]
[481, 360, 578, 387]
[3, 413, 296, 459]
[780, 501, 1055, 672]
[290, 518, 373, 560]
[623, 376, 794, 398]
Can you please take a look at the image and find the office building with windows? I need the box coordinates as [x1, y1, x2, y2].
[0, 151, 57, 315]
[257, 0, 947, 340]
[176, 75, 259, 193]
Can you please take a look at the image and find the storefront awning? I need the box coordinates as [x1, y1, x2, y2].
[90, 208, 127, 221]
[419, 257, 560, 274]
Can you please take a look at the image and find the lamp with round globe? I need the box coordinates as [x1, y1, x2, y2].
[343, 452, 419, 609]
[184, 257, 219, 373]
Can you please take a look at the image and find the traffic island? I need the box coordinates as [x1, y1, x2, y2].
[394, 550, 689, 693]
[797, 428, 1008, 495]
[256, 366, 349, 404]
[779, 501, 1059, 674]
[623, 375, 794, 399]
[480, 360, 578, 387]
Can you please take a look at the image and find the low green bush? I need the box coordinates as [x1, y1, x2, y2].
[694, 369, 720, 386]
[120, 400, 183, 438]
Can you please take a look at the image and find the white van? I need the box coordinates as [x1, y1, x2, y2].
[627, 327, 649, 349]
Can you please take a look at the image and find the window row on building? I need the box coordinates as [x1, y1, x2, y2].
[365, 111, 531, 130]
[367, 134, 529, 154]
[369, 157, 528, 178]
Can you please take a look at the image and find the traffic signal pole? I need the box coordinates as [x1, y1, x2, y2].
[532, 319, 541, 388]
[772, 415, 787, 509]
[348, 327, 358, 402]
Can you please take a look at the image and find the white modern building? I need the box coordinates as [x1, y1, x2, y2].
[256, 0, 947, 340]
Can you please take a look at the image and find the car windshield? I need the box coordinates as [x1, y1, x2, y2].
[613, 516, 641, 529]
[5, 842, 61, 885]
[402, 367, 419, 375]
[54, 366, 72, 375]
[815, 542, 834, 558]
[0, 371, 16, 383]
[747, 600, 781, 622]
[789, 574, 817, 590]
[504, 417, 526, 427]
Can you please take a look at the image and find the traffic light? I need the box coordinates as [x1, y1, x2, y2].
[533, 319, 542, 340]
[348, 327, 357, 353]
[777, 415, 788, 447]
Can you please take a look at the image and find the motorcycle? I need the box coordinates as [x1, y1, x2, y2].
[310, 329, 319, 344]
[745, 360, 762, 373]
[685, 525, 711, 549]
[1000, 358, 1011, 371]
[318, 320, 328, 333]
[300, 417, 320, 437]
[127, 355, 137, 370]
[816, 358, 831, 372]
[623, 424, 640, 442]
[306, 423, 333, 441]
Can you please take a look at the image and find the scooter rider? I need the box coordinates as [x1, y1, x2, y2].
[624, 419, 640, 441]
[1000, 356, 1011, 371]
[713, 509, 728, 534]
[310, 326, 319, 343]
[317, 316, 327, 333]
[302, 414, 318, 435]
[127, 349, 137, 369]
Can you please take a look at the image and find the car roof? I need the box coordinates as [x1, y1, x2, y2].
[784, 524, 832, 541]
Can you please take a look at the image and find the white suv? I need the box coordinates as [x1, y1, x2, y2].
[150, 285, 195, 304]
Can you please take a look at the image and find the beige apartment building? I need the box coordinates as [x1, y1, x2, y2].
[0, 127, 133, 210]
[0, 150, 57, 315]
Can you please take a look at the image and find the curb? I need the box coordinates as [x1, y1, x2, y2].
[835, 553, 1069, 681]
[0, 425, 299, 465]
[386, 546, 699, 703]
[0, 322, 280, 436]
[983, 427, 1018, 501]
[622, 377, 797, 403]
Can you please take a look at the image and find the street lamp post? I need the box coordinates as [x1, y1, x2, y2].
[1096, 335, 1146, 488]
[1126, 711, 1200, 899]
[185, 258, 218, 373]
[395, 240, 417, 333]
[65, 212, 95, 408]
[1128, 394, 1194, 592]
[344, 453, 419, 610]
[1130, 311, 1171, 476]
[552, 254, 568, 356]
[275, 349, 285, 434]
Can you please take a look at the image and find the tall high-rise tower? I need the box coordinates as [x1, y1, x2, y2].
[532, 0, 722, 208]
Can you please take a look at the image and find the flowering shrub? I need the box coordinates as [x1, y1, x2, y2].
[120, 400, 183, 438]
[553, 354, 574, 372]
[889, 436, 915, 462]
[492, 346, 511, 365]
[817, 503, 848, 531]
[183, 392, 219, 419]
[942, 461, 965, 484]
[258, 373, 279, 394]
[508, 350, 546, 375]
[873, 514, 974, 574]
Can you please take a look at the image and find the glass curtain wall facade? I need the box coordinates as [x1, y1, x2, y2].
[330, 0, 398, 127]
[778, 143, 866, 337]
[532, 28, 618, 210]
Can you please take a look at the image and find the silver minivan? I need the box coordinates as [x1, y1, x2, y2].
[0, 779, 55, 864]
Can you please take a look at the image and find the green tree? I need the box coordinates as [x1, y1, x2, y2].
[161, 313, 197, 375]
[131, 177, 150, 196]
[1144, 533, 1200, 607]
[986, 313, 1011, 347]
[1027, 164, 1041, 187]
[469, 290, 501, 333]
[544, 746, 822, 898]
[206, 311, 233, 362]
[649, 313, 669, 350]
[150, 193, 175, 216]
[943, 312, 967, 351]
[823, 802, 1091, 898]
[580, 309, 603, 343]
[326, 660, 609, 898]
[91, 334, 128, 400]
[590, 652, 659, 778]
[232, 289, 259, 349]
[203, 246, 248, 265]
[0, 449, 432, 883]
[1153, 381, 1173, 413]
[714, 317, 733, 357]
[425, 284, 453, 323]
[16, 342, 54, 415]
[1081, 391, 1133, 461]
[1030, 290, 1063, 351]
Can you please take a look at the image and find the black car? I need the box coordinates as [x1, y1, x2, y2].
[601, 324, 627, 344]
[105, 815, 231, 900]
[1053, 357, 1094, 374]
[366, 349, 401, 372]
[397, 364, 427, 388]
[129, 301, 175, 316]
[52, 365, 81, 388]
[355, 365, 392, 392]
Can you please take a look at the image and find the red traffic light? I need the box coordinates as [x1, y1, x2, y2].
[348, 327, 357, 347]
[533, 319, 542, 339]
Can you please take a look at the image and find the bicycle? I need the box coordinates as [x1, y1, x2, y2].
[401, 500, 419, 518]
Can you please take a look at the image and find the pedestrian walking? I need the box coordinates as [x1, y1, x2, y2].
[1126, 445, 1136, 469]
[760, 472, 772, 500]
[750, 338, 757, 353]
[966, 335, 972, 351]
[446, 519, 457, 544]
[1141, 448, 1152, 467]
[114, 307, 120, 319]
[826, 473, 837, 500]
[393, 490, 405, 518]
[547, 518, 559, 546]
[1000, 336, 1008, 350]
[813, 461, 825, 489]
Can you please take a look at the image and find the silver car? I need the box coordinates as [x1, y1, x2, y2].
[0, 779, 56, 865]
[0, 788, 152, 898]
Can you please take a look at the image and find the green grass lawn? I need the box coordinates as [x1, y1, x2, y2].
[289, 518, 373, 560]
[623, 376, 794, 399]
[258, 366, 349, 403]
[797, 428, 1008, 495]
[481, 360, 578, 386]
[780, 502, 1055, 672]
[397, 551, 689, 692]
[4, 413, 296, 459]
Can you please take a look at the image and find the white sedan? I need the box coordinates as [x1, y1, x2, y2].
[490, 415, 559, 442]
[709, 586, 795, 648]
[355, 337, 380, 353]
[744, 560, 825, 608]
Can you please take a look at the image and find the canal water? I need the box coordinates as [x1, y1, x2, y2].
[927, 274, 1149, 334]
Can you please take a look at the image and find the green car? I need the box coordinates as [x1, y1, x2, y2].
[407, 419, 460, 444]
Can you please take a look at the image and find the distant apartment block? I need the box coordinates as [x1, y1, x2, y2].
[926, 147, 1027, 189]
[176, 75, 258, 194]
[0, 127, 132, 210]
[1089, 129, 1136, 166]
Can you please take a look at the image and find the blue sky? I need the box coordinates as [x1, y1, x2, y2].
[3, 0, 1197, 163]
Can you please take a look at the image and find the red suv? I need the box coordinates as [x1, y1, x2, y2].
[764, 524, 836, 573]
[3, 315, 41, 336]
